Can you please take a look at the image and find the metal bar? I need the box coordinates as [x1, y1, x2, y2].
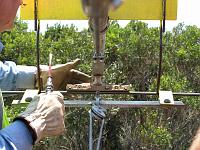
[65, 90, 200, 96]
[156, 20, 164, 95]
[34, 0, 38, 31]
[36, 20, 42, 93]
[156, 0, 166, 94]
[34, 0, 42, 93]
[64, 100, 185, 108]
[2, 91, 200, 96]
[162, 0, 166, 33]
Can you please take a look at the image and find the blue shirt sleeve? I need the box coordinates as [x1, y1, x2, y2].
[0, 120, 33, 150]
[0, 61, 36, 91]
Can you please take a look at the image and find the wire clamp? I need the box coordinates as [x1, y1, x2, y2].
[89, 92, 106, 150]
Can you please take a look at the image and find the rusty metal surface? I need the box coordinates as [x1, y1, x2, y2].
[66, 83, 131, 92]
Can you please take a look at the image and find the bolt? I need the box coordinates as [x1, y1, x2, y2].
[25, 97, 33, 102]
[164, 99, 171, 103]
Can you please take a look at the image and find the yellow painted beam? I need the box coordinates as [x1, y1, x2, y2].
[20, 0, 177, 20]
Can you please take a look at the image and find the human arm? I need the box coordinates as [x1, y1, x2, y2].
[190, 128, 200, 150]
[0, 121, 33, 150]
[0, 59, 90, 91]
[0, 61, 36, 91]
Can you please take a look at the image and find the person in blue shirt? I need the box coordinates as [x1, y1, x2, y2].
[0, 0, 199, 150]
[0, 0, 91, 149]
[0, 55, 90, 150]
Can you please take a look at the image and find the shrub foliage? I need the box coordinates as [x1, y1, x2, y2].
[1, 20, 200, 150]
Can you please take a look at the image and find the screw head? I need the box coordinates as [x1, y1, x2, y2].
[164, 99, 171, 103]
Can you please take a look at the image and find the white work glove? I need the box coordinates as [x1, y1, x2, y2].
[36, 59, 91, 90]
[14, 91, 65, 143]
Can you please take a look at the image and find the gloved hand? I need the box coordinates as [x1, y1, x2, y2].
[36, 59, 91, 90]
[14, 91, 65, 143]
[0, 0, 22, 32]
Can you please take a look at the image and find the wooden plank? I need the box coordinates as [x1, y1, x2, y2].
[20, 0, 177, 20]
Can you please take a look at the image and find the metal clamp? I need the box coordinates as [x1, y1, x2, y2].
[12, 89, 39, 105]
[89, 93, 106, 150]
[159, 91, 175, 105]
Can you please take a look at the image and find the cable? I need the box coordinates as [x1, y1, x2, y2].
[89, 110, 93, 150]
[96, 119, 105, 150]
[89, 93, 106, 150]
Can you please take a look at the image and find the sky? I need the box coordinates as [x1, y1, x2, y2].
[25, 0, 200, 32]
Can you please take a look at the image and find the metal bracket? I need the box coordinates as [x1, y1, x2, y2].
[159, 91, 175, 105]
[12, 89, 39, 105]
[9, 89, 185, 108]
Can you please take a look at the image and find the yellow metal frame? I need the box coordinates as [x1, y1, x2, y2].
[20, 0, 178, 20]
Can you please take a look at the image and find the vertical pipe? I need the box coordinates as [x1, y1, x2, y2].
[94, 19, 100, 54]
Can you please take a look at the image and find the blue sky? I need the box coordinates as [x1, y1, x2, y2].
[24, 0, 200, 32]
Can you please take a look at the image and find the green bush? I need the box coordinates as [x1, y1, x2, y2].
[1, 20, 199, 150]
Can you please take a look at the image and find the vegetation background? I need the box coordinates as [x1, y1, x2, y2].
[0, 20, 200, 150]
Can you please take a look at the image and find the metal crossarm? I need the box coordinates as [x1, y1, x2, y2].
[2, 91, 200, 96]
[64, 100, 185, 108]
